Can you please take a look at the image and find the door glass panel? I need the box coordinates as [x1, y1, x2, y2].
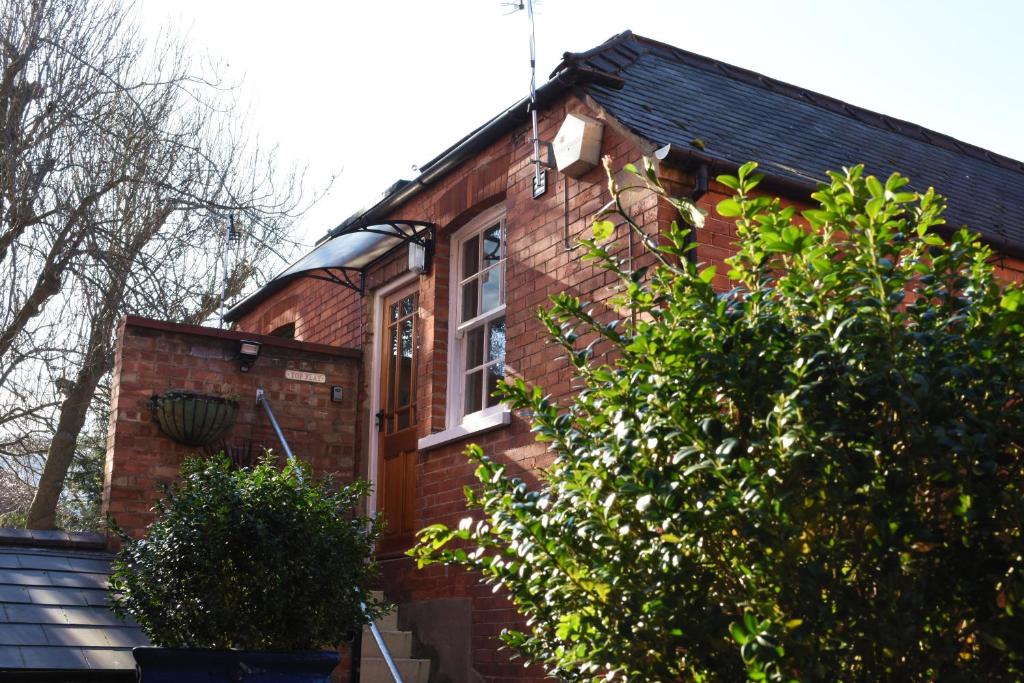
[387, 325, 398, 402]
[397, 318, 413, 406]
[462, 235, 479, 278]
[390, 303, 399, 321]
[465, 370, 483, 414]
[481, 266, 500, 313]
[396, 409, 410, 430]
[401, 295, 415, 317]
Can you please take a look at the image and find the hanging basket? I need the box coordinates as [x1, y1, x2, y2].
[150, 391, 239, 447]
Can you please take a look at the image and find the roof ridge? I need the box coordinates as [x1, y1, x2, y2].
[562, 32, 1024, 177]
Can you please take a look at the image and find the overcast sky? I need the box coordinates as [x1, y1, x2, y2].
[137, 0, 1024, 251]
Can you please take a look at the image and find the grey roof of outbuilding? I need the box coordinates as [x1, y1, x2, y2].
[0, 529, 147, 679]
[558, 31, 1024, 255]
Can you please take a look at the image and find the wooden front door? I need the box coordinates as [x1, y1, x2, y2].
[377, 286, 419, 554]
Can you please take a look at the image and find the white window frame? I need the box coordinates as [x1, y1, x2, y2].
[418, 205, 511, 451]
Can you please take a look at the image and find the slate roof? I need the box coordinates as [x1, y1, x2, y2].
[0, 529, 147, 679]
[558, 31, 1024, 255]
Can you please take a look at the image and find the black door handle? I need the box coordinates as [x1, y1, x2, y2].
[375, 410, 386, 432]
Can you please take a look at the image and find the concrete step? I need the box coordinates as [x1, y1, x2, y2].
[373, 609, 398, 632]
[361, 628, 413, 659]
[360, 655, 431, 683]
[366, 591, 398, 631]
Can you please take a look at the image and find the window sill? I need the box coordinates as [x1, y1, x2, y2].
[418, 409, 511, 451]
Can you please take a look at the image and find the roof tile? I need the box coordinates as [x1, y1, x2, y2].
[0, 537, 147, 673]
[0, 624, 46, 646]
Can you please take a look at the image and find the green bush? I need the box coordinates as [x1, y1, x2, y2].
[413, 160, 1024, 680]
[110, 453, 384, 650]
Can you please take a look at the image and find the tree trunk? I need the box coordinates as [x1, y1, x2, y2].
[25, 311, 115, 529]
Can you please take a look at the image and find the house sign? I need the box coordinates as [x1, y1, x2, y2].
[285, 369, 326, 384]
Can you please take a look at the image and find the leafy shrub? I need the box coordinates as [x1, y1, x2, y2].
[111, 453, 384, 650]
[413, 161, 1024, 680]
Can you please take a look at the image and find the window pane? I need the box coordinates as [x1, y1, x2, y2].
[390, 303, 399, 321]
[462, 280, 478, 321]
[488, 317, 505, 363]
[486, 364, 504, 408]
[485, 318, 506, 408]
[401, 295, 415, 317]
[465, 370, 483, 414]
[481, 266, 501, 313]
[398, 318, 413, 406]
[482, 224, 501, 267]
[462, 235, 479, 278]
[396, 409, 410, 431]
[465, 326, 484, 370]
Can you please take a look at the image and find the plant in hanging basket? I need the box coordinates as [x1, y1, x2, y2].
[149, 391, 239, 447]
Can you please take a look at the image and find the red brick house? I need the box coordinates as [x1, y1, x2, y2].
[101, 31, 1024, 682]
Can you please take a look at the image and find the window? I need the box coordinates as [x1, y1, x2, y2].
[419, 206, 511, 451]
[452, 206, 507, 422]
[269, 322, 295, 339]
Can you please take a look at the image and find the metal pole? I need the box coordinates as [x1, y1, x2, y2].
[255, 389, 402, 681]
[525, 0, 545, 197]
[256, 389, 301, 481]
[361, 597, 404, 683]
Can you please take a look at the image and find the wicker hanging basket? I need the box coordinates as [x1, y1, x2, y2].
[150, 391, 239, 447]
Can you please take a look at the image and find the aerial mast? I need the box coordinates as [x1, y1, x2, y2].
[507, 0, 547, 198]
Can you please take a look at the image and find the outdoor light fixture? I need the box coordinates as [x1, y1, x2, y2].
[408, 242, 427, 274]
[237, 340, 262, 373]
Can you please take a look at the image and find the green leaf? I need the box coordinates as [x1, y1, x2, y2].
[866, 175, 884, 199]
[717, 198, 743, 217]
[1000, 289, 1023, 312]
[717, 174, 741, 190]
[592, 219, 616, 242]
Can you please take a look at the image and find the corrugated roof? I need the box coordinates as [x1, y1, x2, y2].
[557, 31, 1024, 253]
[0, 530, 147, 678]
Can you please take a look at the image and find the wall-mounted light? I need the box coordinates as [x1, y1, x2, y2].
[408, 242, 426, 275]
[238, 340, 262, 373]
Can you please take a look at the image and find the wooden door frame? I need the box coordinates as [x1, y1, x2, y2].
[366, 272, 419, 517]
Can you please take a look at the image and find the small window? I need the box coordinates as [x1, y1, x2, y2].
[450, 207, 506, 423]
[269, 322, 295, 339]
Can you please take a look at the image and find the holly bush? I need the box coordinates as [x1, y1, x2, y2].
[413, 160, 1024, 680]
[110, 453, 384, 650]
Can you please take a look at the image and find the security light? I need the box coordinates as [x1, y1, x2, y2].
[238, 340, 261, 372]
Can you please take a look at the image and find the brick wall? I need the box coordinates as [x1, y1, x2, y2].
[226, 87, 1024, 682]
[103, 316, 361, 541]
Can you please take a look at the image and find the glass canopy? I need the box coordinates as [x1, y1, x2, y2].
[276, 220, 434, 293]
[223, 220, 434, 322]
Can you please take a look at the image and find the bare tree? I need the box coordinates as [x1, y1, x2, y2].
[0, 0, 305, 528]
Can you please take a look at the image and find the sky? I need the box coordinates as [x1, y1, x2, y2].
[136, 0, 1024, 252]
